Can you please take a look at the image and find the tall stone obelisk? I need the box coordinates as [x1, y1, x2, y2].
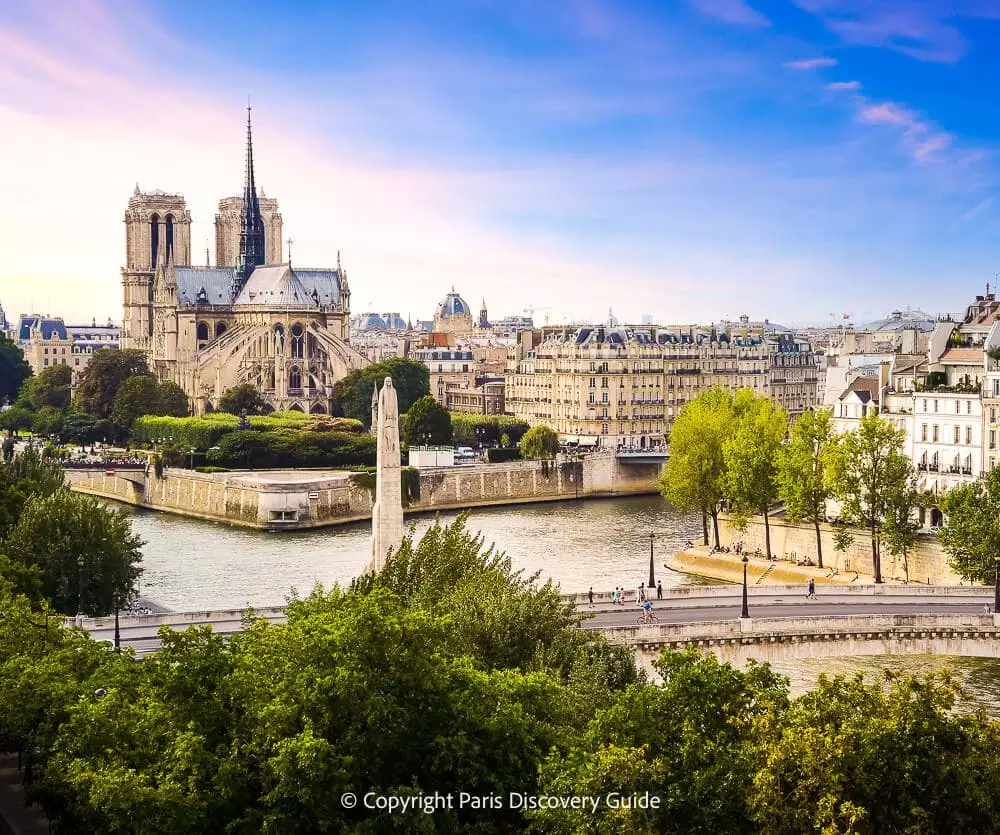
[369, 376, 403, 572]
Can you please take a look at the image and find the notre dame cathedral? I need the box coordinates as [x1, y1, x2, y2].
[120, 109, 367, 415]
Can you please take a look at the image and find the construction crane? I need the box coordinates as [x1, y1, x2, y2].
[524, 306, 552, 326]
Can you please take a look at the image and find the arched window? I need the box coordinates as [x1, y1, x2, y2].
[289, 366, 302, 390]
[150, 213, 160, 267]
[291, 323, 304, 358]
[165, 214, 174, 262]
[215, 322, 228, 337]
[196, 322, 209, 342]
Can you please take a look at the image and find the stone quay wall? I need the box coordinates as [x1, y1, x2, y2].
[65, 453, 661, 530]
[715, 514, 962, 586]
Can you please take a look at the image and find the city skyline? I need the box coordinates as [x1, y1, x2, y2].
[2, 1, 999, 325]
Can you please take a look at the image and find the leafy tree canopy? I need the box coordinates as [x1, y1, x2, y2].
[776, 408, 835, 568]
[3, 488, 143, 615]
[658, 388, 736, 547]
[939, 467, 1000, 583]
[0, 406, 34, 436]
[400, 394, 453, 446]
[0, 333, 31, 404]
[217, 383, 267, 416]
[333, 358, 430, 427]
[74, 349, 149, 419]
[520, 424, 559, 460]
[22, 364, 72, 412]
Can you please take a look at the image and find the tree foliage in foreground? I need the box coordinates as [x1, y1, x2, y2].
[217, 382, 268, 416]
[0, 332, 31, 404]
[6, 513, 1000, 832]
[73, 348, 149, 419]
[333, 357, 430, 427]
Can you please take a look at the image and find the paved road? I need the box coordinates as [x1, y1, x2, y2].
[581, 592, 994, 629]
[87, 591, 996, 655]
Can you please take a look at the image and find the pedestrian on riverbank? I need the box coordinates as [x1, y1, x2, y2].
[588, 587, 594, 606]
[612, 587, 620, 606]
[807, 578, 816, 600]
[656, 581, 662, 600]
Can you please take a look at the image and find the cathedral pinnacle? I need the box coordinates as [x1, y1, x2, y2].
[233, 106, 267, 299]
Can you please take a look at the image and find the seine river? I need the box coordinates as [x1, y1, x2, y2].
[119, 495, 1000, 714]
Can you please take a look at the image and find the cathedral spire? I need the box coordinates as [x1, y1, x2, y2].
[233, 106, 266, 299]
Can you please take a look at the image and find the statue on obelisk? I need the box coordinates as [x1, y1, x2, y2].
[369, 376, 403, 572]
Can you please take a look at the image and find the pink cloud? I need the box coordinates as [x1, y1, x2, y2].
[784, 57, 838, 70]
[912, 133, 952, 161]
[857, 102, 918, 128]
[689, 0, 770, 28]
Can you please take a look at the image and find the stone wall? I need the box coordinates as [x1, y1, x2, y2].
[716, 513, 961, 585]
[65, 452, 661, 530]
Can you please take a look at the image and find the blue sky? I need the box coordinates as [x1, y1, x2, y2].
[1, 0, 999, 326]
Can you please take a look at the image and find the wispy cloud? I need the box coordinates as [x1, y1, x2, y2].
[858, 102, 918, 127]
[689, 0, 770, 28]
[960, 197, 993, 222]
[826, 80, 861, 91]
[784, 57, 838, 70]
[856, 101, 957, 164]
[793, 0, 1000, 63]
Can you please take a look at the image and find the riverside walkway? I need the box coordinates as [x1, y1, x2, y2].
[80, 585, 998, 660]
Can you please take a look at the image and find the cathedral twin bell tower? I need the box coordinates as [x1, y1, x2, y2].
[121, 108, 283, 351]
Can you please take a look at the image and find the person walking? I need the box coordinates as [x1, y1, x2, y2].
[588, 587, 594, 606]
[656, 581, 663, 600]
[807, 578, 816, 600]
[612, 587, 620, 606]
[636, 583, 643, 605]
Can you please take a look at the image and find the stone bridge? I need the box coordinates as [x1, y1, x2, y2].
[603, 613, 1000, 673]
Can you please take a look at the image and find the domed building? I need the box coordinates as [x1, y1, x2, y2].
[433, 288, 475, 335]
[351, 311, 408, 332]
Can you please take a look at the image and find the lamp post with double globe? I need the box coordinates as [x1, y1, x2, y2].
[648, 532, 656, 588]
[741, 554, 750, 619]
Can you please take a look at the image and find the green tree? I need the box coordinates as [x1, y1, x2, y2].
[827, 413, 911, 583]
[74, 348, 149, 419]
[0, 406, 34, 436]
[217, 383, 267, 416]
[534, 649, 789, 834]
[776, 408, 835, 568]
[22, 364, 72, 411]
[0, 333, 31, 404]
[658, 389, 735, 547]
[938, 468, 1000, 583]
[520, 425, 559, 460]
[0, 446, 65, 539]
[883, 477, 923, 583]
[3, 490, 143, 616]
[401, 395, 453, 445]
[333, 358, 430, 427]
[155, 381, 190, 417]
[31, 406, 64, 438]
[723, 394, 788, 559]
[752, 671, 1000, 833]
[111, 374, 161, 433]
[57, 412, 113, 446]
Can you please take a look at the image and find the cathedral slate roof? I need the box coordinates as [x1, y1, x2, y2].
[174, 265, 342, 307]
[175, 268, 235, 305]
[234, 264, 316, 307]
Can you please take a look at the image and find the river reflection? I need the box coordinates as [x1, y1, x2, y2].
[768, 655, 1000, 718]
[120, 495, 706, 611]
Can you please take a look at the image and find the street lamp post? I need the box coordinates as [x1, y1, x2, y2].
[113, 590, 121, 651]
[994, 558, 999, 615]
[741, 554, 750, 619]
[648, 532, 655, 588]
[76, 556, 86, 623]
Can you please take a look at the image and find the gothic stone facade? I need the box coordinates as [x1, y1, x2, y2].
[121, 191, 365, 415]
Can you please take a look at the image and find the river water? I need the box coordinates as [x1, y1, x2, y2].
[119, 495, 1000, 714]
[123, 495, 705, 611]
